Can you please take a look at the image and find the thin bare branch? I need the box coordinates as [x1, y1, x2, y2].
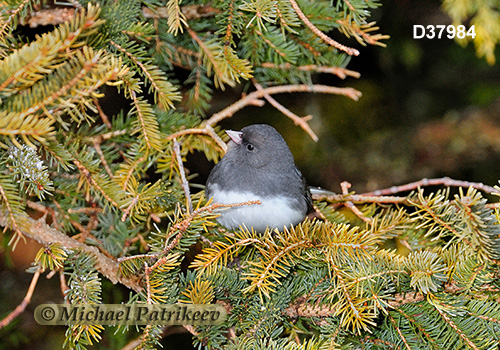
[173, 139, 192, 213]
[341, 181, 372, 223]
[205, 84, 361, 127]
[94, 98, 112, 128]
[253, 80, 318, 142]
[167, 126, 227, 153]
[260, 63, 361, 79]
[92, 140, 114, 179]
[0, 268, 41, 329]
[288, 0, 359, 56]
[364, 177, 500, 196]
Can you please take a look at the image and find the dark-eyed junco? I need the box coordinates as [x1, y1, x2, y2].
[206, 124, 313, 232]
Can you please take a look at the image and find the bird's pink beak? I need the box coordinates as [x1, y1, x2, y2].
[226, 130, 243, 145]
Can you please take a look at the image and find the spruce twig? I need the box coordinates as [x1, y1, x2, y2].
[260, 62, 361, 79]
[341, 181, 372, 223]
[173, 139, 192, 213]
[288, 0, 359, 56]
[253, 80, 318, 142]
[167, 126, 227, 153]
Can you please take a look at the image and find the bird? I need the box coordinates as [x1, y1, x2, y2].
[206, 124, 313, 232]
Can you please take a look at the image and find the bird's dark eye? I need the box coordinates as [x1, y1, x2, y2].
[246, 143, 254, 151]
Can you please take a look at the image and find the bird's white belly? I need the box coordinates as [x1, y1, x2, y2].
[210, 189, 304, 232]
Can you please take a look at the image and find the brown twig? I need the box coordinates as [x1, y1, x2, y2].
[260, 63, 361, 79]
[52, 200, 109, 259]
[144, 262, 153, 304]
[86, 129, 129, 143]
[167, 126, 227, 153]
[288, 0, 359, 56]
[26, 200, 61, 229]
[363, 177, 500, 196]
[117, 252, 159, 264]
[60, 269, 69, 300]
[121, 335, 145, 350]
[121, 196, 138, 222]
[173, 139, 193, 213]
[0, 213, 143, 292]
[311, 192, 408, 205]
[73, 160, 122, 210]
[253, 81, 318, 142]
[341, 181, 372, 223]
[94, 98, 112, 128]
[0, 268, 41, 329]
[92, 139, 114, 179]
[67, 207, 102, 214]
[205, 84, 361, 128]
[143, 4, 220, 20]
[388, 313, 412, 350]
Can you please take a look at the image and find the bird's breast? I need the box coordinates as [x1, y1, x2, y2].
[208, 187, 306, 232]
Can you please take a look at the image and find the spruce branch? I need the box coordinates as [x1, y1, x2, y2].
[288, 0, 359, 56]
[187, 28, 253, 90]
[165, 0, 188, 35]
[73, 159, 124, 211]
[129, 91, 163, 151]
[254, 28, 292, 61]
[242, 237, 311, 300]
[0, 212, 142, 292]
[392, 306, 438, 347]
[119, 201, 261, 265]
[0, 175, 26, 247]
[433, 304, 480, 350]
[115, 155, 146, 191]
[260, 62, 361, 79]
[329, 260, 377, 333]
[13, 47, 123, 127]
[0, 113, 56, 148]
[341, 181, 372, 223]
[0, 0, 37, 37]
[110, 40, 180, 110]
[91, 139, 113, 179]
[336, 19, 390, 47]
[5, 0, 500, 348]
[0, 4, 103, 97]
[388, 313, 412, 350]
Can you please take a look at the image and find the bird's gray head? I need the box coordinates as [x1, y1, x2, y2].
[225, 124, 294, 169]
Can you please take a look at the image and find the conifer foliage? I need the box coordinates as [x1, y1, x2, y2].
[0, 1, 499, 349]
